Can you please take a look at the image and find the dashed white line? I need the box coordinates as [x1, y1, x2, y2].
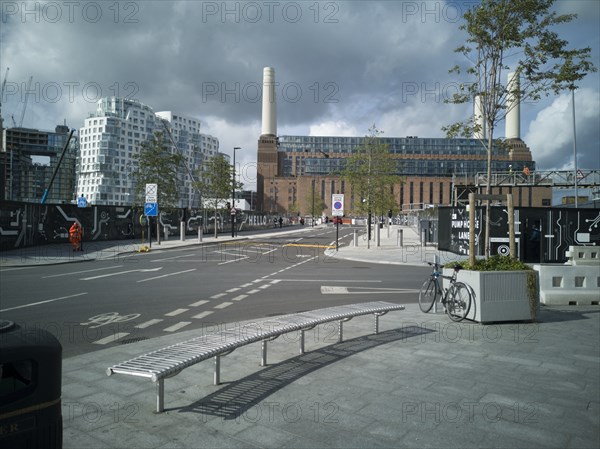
[270, 280, 282, 284]
[164, 322, 192, 332]
[135, 319, 163, 329]
[211, 293, 226, 299]
[231, 294, 248, 301]
[0, 292, 88, 312]
[192, 311, 214, 320]
[189, 300, 209, 307]
[259, 284, 271, 290]
[214, 302, 233, 309]
[165, 308, 189, 317]
[42, 265, 124, 278]
[93, 332, 130, 345]
[226, 287, 241, 293]
[240, 283, 253, 288]
[246, 289, 261, 294]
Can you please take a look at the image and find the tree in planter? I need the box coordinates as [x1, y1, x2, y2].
[444, 0, 596, 258]
[195, 153, 242, 238]
[304, 181, 326, 221]
[132, 131, 185, 210]
[341, 125, 401, 232]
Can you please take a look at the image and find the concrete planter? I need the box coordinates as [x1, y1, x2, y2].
[443, 269, 539, 323]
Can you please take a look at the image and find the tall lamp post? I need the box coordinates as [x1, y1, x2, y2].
[232, 147, 241, 237]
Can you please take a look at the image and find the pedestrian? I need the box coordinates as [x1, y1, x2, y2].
[69, 222, 83, 251]
[273, 217, 277, 228]
[278, 217, 283, 228]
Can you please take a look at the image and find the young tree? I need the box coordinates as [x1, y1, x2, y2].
[132, 132, 185, 210]
[341, 125, 401, 222]
[195, 153, 241, 238]
[304, 180, 327, 219]
[444, 0, 596, 258]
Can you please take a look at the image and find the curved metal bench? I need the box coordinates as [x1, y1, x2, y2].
[107, 301, 405, 412]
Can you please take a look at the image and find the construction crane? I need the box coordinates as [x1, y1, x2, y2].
[19, 76, 33, 127]
[0, 67, 9, 124]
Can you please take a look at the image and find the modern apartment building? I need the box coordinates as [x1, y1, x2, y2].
[76, 98, 219, 207]
[1, 124, 78, 203]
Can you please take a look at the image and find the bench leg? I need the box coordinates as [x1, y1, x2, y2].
[214, 355, 220, 385]
[155, 379, 164, 413]
[338, 320, 343, 343]
[261, 340, 268, 366]
[375, 315, 380, 334]
[300, 329, 305, 354]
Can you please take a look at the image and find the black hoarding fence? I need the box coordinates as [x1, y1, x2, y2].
[0, 201, 282, 251]
[438, 206, 600, 263]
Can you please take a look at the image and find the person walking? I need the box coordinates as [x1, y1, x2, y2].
[69, 222, 83, 251]
[278, 217, 283, 228]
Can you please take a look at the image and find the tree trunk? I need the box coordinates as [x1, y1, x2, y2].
[485, 124, 494, 259]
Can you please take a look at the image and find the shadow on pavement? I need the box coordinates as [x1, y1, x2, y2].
[176, 326, 434, 419]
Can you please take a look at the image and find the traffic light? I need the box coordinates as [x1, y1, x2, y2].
[388, 209, 393, 218]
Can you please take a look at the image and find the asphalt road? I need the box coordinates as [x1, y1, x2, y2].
[0, 227, 429, 357]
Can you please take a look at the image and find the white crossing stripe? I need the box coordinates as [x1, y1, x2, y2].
[135, 319, 163, 329]
[163, 322, 192, 332]
[246, 289, 261, 295]
[189, 300, 209, 307]
[226, 287, 241, 293]
[214, 302, 233, 309]
[270, 280, 282, 284]
[165, 308, 188, 317]
[240, 283, 253, 288]
[192, 311, 214, 320]
[211, 293, 226, 299]
[259, 284, 271, 289]
[93, 332, 130, 345]
[231, 295, 248, 301]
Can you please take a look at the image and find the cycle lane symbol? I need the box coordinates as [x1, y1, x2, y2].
[81, 312, 141, 329]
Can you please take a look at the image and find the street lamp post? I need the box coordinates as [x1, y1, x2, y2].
[232, 147, 240, 237]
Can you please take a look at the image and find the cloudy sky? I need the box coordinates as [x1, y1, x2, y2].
[1, 0, 598, 190]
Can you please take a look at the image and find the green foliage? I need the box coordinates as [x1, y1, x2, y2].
[341, 124, 402, 216]
[195, 153, 242, 210]
[304, 184, 326, 216]
[451, 255, 533, 271]
[444, 0, 596, 259]
[132, 132, 185, 210]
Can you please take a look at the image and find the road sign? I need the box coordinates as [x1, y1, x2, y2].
[577, 169, 585, 180]
[144, 202, 158, 217]
[77, 196, 87, 208]
[146, 183, 158, 203]
[332, 194, 344, 216]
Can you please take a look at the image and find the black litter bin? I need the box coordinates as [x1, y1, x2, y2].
[0, 320, 62, 449]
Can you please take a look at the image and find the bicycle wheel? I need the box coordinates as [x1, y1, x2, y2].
[418, 278, 438, 313]
[446, 282, 472, 322]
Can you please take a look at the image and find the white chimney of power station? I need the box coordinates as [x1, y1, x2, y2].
[261, 67, 277, 136]
[505, 72, 520, 139]
[473, 94, 486, 140]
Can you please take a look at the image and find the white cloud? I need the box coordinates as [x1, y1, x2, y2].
[308, 121, 359, 137]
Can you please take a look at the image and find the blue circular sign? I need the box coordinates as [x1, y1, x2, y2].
[334, 201, 342, 209]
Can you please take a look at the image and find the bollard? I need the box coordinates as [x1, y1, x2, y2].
[198, 227, 203, 243]
[375, 221, 381, 247]
[397, 229, 403, 247]
[164, 227, 169, 241]
[180, 221, 185, 241]
[353, 229, 358, 247]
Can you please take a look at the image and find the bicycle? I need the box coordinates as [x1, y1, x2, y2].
[418, 262, 472, 322]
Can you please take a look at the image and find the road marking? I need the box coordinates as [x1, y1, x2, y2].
[165, 308, 189, 317]
[273, 279, 382, 283]
[0, 267, 35, 272]
[284, 243, 335, 249]
[320, 286, 419, 294]
[218, 257, 249, 265]
[81, 267, 162, 280]
[164, 322, 192, 332]
[240, 283, 253, 288]
[231, 294, 248, 301]
[211, 293, 226, 299]
[246, 289, 260, 294]
[42, 265, 124, 278]
[192, 311, 214, 319]
[259, 284, 271, 290]
[226, 287, 241, 293]
[137, 268, 197, 283]
[93, 332, 130, 345]
[151, 254, 196, 262]
[135, 319, 163, 329]
[189, 300, 209, 307]
[0, 292, 88, 312]
[270, 280, 282, 284]
[214, 302, 233, 309]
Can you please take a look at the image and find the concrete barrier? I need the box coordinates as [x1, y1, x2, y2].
[565, 246, 600, 265]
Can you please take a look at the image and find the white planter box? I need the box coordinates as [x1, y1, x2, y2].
[443, 269, 539, 323]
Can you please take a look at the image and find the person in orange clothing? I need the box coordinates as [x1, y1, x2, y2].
[69, 222, 83, 251]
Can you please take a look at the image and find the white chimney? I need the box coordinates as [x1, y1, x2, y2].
[505, 72, 520, 139]
[261, 67, 277, 136]
[473, 94, 486, 140]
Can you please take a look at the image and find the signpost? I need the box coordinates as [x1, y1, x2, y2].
[77, 195, 87, 208]
[332, 194, 344, 251]
[145, 184, 158, 248]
